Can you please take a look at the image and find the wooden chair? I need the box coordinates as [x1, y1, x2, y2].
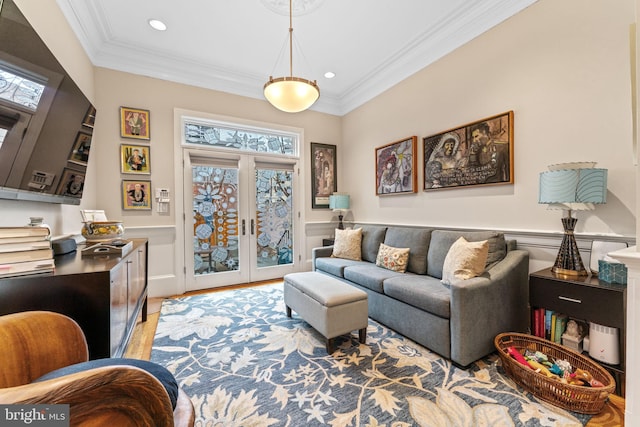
[0, 311, 195, 426]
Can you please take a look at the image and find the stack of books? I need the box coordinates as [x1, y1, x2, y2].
[0, 226, 55, 278]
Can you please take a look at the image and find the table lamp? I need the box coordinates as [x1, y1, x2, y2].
[539, 162, 607, 276]
[329, 193, 350, 230]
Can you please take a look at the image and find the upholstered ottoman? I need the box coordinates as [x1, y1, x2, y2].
[284, 272, 368, 354]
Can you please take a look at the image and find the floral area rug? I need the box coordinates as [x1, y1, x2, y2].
[150, 283, 591, 426]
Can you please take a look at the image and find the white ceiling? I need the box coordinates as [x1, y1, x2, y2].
[56, 0, 537, 116]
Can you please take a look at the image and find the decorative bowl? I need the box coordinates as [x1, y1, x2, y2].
[81, 221, 124, 242]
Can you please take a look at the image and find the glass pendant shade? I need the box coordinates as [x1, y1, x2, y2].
[264, 76, 320, 113]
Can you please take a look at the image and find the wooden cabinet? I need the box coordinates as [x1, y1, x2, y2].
[529, 268, 626, 396]
[0, 238, 148, 359]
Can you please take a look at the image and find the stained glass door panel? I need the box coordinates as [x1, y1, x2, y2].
[255, 168, 293, 268]
[191, 165, 239, 275]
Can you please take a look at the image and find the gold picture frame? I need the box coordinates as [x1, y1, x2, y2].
[122, 179, 151, 210]
[120, 106, 150, 140]
[423, 111, 514, 190]
[120, 144, 150, 174]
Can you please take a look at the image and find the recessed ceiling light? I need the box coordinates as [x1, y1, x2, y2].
[148, 19, 167, 31]
[324, 72, 335, 79]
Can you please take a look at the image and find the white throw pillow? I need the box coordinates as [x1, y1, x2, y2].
[375, 243, 410, 273]
[441, 237, 489, 285]
[331, 228, 362, 261]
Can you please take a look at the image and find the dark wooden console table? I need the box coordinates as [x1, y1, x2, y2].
[529, 267, 626, 396]
[0, 238, 148, 359]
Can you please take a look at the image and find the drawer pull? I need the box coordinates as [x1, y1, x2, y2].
[558, 296, 582, 304]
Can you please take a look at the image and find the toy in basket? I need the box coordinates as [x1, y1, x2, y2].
[494, 332, 615, 414]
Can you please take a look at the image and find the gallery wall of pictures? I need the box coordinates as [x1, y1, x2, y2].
[374, 111, 514, 197]
[119, 106, 152, 210]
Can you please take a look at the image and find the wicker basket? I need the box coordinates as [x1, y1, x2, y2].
[494, 332, 615, 414]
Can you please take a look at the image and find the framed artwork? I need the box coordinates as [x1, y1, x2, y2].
[68, 131, 92, 166]
[56, 168, 85, 198]
[122, 179, 152, 210]
[423, 111, 514, 190]
[82, 105, 96, 128]
[375, 136, 417, 196]
[310, 142, 337, 208]
[120, 144, 150, 174]
[120, 106, 150, 140]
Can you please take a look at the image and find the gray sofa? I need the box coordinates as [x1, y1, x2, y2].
[312, 224, 529, 367]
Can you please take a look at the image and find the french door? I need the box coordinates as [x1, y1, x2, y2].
[184, 150, 299, 291]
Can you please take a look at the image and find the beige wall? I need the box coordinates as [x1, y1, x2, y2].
[343, 0, 636, 237]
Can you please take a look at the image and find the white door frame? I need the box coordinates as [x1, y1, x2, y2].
[173, 108, 306, 294]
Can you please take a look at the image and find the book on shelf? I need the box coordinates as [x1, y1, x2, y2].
[544, 309, 554, 340]
[0, 226, 51, 239]
[0, 258, 55, 278]
[554, 314, 568, 344]
[0, 248, 53, 264]
[0, 240, 52, 253]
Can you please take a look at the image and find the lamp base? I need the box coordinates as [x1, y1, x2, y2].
[337, 214, 344, 230]
[552, 216, 588, 276]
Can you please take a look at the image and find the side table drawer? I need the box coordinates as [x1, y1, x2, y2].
[529, 276, 624, 329]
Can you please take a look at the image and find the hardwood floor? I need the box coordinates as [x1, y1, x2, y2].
[124, 281, 625, 426]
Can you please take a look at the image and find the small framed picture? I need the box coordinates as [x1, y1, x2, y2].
[82, 105, 96, 128]
[310, 142, 337, 209]
[68, 131, 92, 166]
[375, 136, 417, 196]
[122, 179, 151, 210]
[120, 106, 150, 140]
[57, 168, 85, 198]
[120, 144, 150, 174]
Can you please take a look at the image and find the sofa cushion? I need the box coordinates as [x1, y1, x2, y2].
[35, 358, 179, 409]
[375, 243, 410, 273]
[315, 257, 367, 278]
[332, 228, 362, 261]
[427, 230, 506, 279]
[383, 275, 451, 319]
[383, 227, 432, 275]
[355, 224, 387, 263]
[344, 264, 403, 293]
[441, 237, 489, 285]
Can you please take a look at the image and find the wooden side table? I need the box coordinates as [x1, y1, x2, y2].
[529, 267, 626, 396]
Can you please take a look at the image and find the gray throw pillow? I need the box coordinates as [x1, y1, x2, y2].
[383, 227, 432, 274]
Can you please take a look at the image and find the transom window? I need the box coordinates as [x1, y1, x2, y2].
[183, 120, 297, 156]
[0, 66, 45, 111]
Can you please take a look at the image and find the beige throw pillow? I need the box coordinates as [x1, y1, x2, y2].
[376, 243, 410, 273]
[441, 237, 489, 285]
[331, 228, 362, 261]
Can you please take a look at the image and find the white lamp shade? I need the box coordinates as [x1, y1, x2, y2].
[329, 194, 350, 210]
[539, 167, 607, 210]
[263, 77, 320, 113]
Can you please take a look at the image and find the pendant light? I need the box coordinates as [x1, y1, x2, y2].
[263, 0, 320, 113]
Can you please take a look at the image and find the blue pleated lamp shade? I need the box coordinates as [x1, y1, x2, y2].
[329, 194, 350, 211]
[539, 163, 607, 210]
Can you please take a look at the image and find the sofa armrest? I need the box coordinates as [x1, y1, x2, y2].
[311, 246, 333, 271]
[449, 249, 529, 367]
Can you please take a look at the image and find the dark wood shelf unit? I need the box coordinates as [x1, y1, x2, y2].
[0, 238, 148, 359]
[529, 267, 626, 396]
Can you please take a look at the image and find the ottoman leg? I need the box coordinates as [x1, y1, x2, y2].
[286, 306, 292, 318]
[326, 338, 336, 354]
[359, 327, 367, 344]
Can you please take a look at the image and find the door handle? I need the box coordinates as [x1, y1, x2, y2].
[242, 219, 246, 236]
[251, 219, 255, 235]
